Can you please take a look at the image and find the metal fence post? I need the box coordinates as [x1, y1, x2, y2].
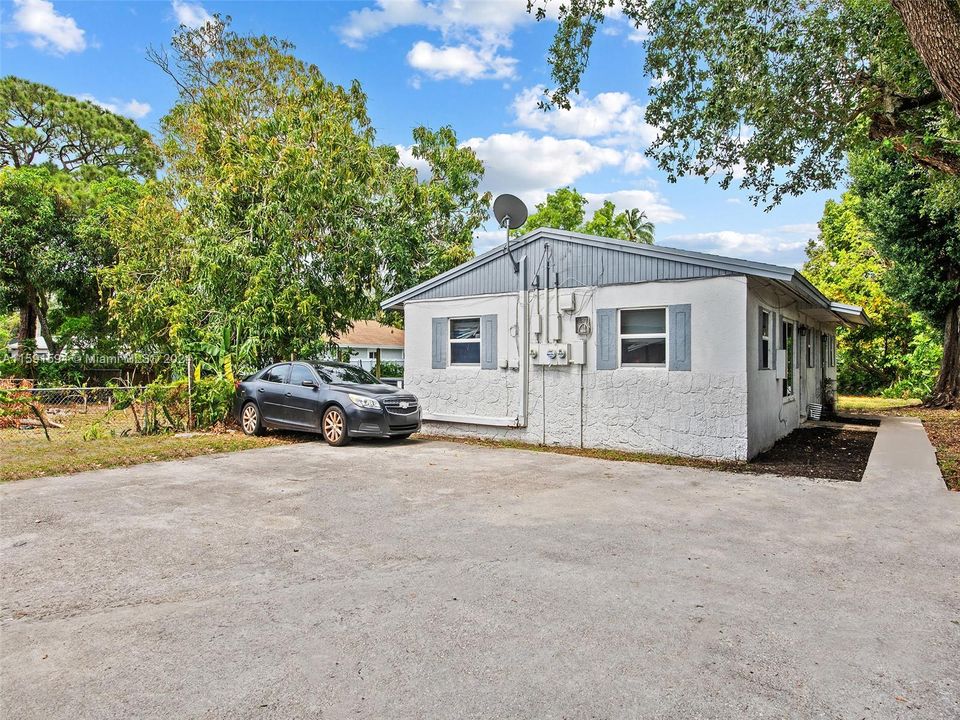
[186, 356, 193, 431]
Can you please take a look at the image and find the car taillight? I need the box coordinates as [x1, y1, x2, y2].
[234, 380, 242, 391]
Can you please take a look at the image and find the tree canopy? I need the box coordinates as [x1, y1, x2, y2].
[803, 191, 940, 395]
[0, 166, 141, 354]
[848, 148, 960, 404]
[532, 0, 960, 204]
[516, 186, 655, 242]
[105, 19, 489, 364]
[0, 76, 159, 178]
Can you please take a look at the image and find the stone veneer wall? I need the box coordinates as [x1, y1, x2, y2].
[408, 366, 749, 461]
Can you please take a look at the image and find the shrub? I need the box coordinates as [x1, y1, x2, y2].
[191, 376, 234, 428]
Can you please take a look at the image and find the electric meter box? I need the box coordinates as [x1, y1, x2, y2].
[532, 343, 570, 365]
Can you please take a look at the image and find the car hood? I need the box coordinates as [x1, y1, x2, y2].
[332, 383, 399, 396]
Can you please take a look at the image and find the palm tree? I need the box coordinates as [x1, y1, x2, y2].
[620, 208, 655, 244]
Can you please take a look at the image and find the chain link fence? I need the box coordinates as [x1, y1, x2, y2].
[0, 383, 183, 442]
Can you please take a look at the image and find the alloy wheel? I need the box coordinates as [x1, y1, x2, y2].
[241, 404, 259, 435]
[323, 408, 344, 443]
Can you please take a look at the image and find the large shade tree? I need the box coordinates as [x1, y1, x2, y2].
[849, 149, 960, 405]
[532, 0, 960, 404]
[0, 77, 157, 350]
[0, 76, 158, 177]
[531, 0, 960, 199]
[804, 191, 940, 394]
[106, 19, 489, 362]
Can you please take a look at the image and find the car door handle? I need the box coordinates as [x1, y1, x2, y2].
[285, 392, 292, 397]
[257, 388, 264, 392]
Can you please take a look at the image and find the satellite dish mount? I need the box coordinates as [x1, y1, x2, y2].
[492, 194, 528, 273]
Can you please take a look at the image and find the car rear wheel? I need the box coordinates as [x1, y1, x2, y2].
[321, 406, 350, 446]
[241, 402, 263, 436]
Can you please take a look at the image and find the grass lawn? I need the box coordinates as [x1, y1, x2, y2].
[839, 395, 959, 491]
[0, 405, 294, 482]
[837, 395, 922, 412]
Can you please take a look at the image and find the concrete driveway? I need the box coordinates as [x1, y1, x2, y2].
[2, 437, 958, 719]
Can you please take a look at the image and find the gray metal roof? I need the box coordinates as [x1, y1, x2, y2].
[381, 227, 867, 325]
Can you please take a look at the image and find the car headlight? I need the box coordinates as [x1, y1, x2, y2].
[348, 393, 380, 410]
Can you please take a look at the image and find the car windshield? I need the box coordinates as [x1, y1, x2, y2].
[312, 364, 380, 385]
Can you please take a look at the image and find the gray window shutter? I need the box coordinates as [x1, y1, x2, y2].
[758, 306, 765, 369]
[481, 314, 497, 369]
[431, 317, 448, 369]
[596, 308, 617, 370]
[669, 304, 691, 371]
[771, 312, 778, 371]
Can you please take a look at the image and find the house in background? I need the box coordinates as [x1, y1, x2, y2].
[331, 320, 405, 372]
[382, 228, 869, 461]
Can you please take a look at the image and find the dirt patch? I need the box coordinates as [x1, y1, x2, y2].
[746, 427, 876, 482]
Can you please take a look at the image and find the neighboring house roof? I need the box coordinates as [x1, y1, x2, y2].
[334, 320, 405, 348]
[381, 227, 870, 327]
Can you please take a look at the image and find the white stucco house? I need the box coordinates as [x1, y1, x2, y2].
[382, 228, 869, 461]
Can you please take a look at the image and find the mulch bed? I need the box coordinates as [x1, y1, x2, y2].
[746, 427, 877, 482]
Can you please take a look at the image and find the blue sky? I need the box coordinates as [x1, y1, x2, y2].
[0, 0, 839, 266]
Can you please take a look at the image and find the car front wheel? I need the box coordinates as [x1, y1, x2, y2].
[321, 406, 350, 446]
[241, 402, 263, 436]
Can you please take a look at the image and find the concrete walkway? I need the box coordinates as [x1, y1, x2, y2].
[862, 415, 947, 497]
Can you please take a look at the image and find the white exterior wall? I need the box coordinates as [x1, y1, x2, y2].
[403, 275, 750, 461]
[746, 278, 838, 458]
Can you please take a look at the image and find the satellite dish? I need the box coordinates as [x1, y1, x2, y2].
[493, 194, 528, 230]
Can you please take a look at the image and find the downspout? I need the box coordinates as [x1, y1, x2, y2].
[518, 255, 529, 427]
[544, 244, 550, 349]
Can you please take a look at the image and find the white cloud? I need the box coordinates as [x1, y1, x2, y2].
[340, 1, 529, 84]
[622, 151, 650, 174]
[77, 94, 152, 120]
[395, 144, 431, 179]
[462, 132, 622, 205]
[338, 0, 531, 48]
[583, 190, 683, 225]
[726, 198, 743, 205]
[172, 0, 212, 28]
[512, 85, 658, 147]
[12, 0, 86, 54]
[407, 40, 516, 81]
[776, 223, 818, 236]
[664, 229, 808, 257]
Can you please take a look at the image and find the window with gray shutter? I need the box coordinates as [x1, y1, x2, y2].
[481, 314, 498, 369]
[668, 304, 691, 371]
[596, 308, 616, 370]
[771, 312, 778, 371]
[431, 317, 448, 369]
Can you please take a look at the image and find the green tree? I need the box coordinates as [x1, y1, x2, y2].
[516, 187, 588, 235]
[617, 208, 655, 244]
[0, 167, 141, 356]
[0, 76, 158, 177]
[516, 187, 655, 243]
[803, 191, 939, 394]
[531, 0, 960, 204]
[849, 149, 960, 405]
[374, 126, 490, 310]
[109, 19, 489, 363]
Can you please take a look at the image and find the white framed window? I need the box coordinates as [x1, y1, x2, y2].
[759, 309, 771, 370]
[619, 308, 667, 366]
[449, 317, 481, 366]
[781, 319, 795, 398]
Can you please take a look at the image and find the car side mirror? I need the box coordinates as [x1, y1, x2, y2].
[301, 379, 317, 388]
